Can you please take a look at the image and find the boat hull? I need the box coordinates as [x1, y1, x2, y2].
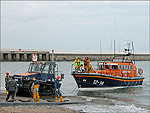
[72, 73, 144, 88]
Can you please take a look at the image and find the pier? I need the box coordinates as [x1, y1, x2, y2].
[0, 49, 150, 61]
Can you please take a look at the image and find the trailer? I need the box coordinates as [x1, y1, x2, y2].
[14, 61, 64, 96]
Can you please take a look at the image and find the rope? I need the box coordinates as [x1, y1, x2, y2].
[71, 85, 78, 93]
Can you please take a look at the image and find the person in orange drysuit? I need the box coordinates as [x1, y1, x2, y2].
[83, 57, 95, 73]
[31, 77, 40, 102]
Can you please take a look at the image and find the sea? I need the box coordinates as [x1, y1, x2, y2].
[0, 61, 150, 113]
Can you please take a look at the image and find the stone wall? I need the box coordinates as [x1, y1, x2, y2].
[0, 51, 149, 61]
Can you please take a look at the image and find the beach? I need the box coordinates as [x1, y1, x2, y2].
[0, 106, 78, 113]
[0, 92, 80, 113]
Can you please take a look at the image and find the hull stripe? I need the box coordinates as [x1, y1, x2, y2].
[74, 75, 144, 82]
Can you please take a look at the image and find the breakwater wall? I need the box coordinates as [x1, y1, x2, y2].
[0, 49, 150, 61]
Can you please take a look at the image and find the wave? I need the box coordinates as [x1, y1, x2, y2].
[63, 104, 149, 113]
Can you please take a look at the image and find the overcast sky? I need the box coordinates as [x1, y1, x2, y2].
[1, 1, 149, 53]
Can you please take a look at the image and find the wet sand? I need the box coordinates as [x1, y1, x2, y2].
[1, 92, 149, 113]
[0, 92, 80, 113]
[0, 91, 115, 113]
[0, 106, 79, 113]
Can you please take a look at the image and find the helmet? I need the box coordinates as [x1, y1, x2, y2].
[57, 76, 60, 80]
[6, 72, 9, 75]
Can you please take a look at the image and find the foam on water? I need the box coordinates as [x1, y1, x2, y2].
[79, 87, 128, 91]
[63, 104, 149, 113]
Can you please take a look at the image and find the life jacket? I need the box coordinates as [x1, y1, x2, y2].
[5, 75, 9, 80]
[55, 80, 61, 89]
[76, 59, 81, 66]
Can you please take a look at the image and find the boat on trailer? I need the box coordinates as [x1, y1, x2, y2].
[71, 41, 145, 89]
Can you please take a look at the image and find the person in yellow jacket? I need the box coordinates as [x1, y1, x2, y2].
[73, 57, 81, 72]
[31, 77, 40, 102]
[5, 72, 10, 94]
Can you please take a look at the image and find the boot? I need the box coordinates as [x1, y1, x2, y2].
[33, 93, 36, 102]
[60, 96, 64, 102]
[55, 97, 58, 102]
[37, 93, 40, 102]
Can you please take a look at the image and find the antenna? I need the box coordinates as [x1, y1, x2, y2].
[119, 37, 121, 54]
[99, 40, 102, 61]
[132, 42, 135, 63]
[114, 16, 116, 40]
[110, 37, 113, 60]
[113, 16, 116, 60]
[114, 40, 115, 59]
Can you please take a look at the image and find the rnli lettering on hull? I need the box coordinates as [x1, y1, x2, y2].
[93, 80, 104, 86]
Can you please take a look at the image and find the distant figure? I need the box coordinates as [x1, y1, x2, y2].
[32, 54, 37, 62]
[55, 76, 64, 102]
[6, 76, 17, 102]
[31, 77, 40, 102]
[5, 72, 10, 94]
[73, 57, 81, 72]
[122, 57, 125, 62]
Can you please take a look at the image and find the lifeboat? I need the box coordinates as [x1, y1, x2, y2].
[71, 41, 145, 89]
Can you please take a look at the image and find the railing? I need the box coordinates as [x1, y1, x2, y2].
[71, 64, 84, 74]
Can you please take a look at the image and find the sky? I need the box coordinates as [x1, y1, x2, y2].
[1, 1, 149, 53]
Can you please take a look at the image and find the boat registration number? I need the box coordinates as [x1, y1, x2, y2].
[93, 80, 104, 86]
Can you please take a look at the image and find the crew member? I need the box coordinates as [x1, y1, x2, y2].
[6, 76, 17, 102]
[55, 76, 64, 102]
[31, 77, 40, 102]
[5, 72, 10, 94]
[83, 57, 90, 71]
[73, 57, 81, 71]
[83, 57, 96, 73]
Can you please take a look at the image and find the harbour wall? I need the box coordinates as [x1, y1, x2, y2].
[0, 49, 150, 61]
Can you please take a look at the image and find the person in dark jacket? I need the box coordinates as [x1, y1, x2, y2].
[6, 76, 17, 101]
[55, 76, 64, 102]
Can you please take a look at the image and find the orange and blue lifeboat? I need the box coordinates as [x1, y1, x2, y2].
[72, 60, 144, 88]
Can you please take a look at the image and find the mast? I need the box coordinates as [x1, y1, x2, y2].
[123, 40, 134, 63]
[113, 40, 115, 60]
[119, 37, 121, 54]
[132, 42, 135, 63]
[99, 40, 102, 61]
[110, 37, 113, 61]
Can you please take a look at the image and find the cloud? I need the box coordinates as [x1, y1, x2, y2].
[1, 1, 149, 52]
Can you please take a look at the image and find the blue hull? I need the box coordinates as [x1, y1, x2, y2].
[72, 73, 144, 88]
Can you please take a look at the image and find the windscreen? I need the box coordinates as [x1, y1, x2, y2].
[28, 63, 43, 73]
[42, 64, 49, 73]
